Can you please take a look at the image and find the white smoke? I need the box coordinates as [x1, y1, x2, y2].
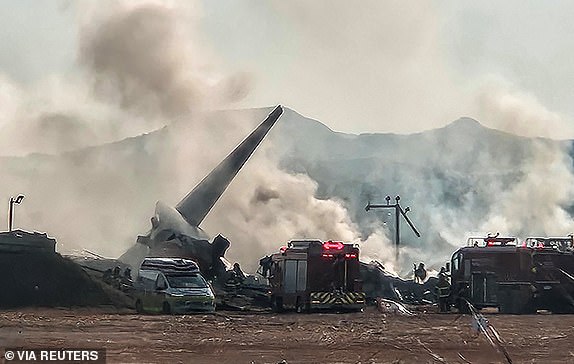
[0, 2, 377, 274]
[201, 141, 394, 272]
[474, 77, 574, 140]
[478, 139, 574, 235]
[0, 2, 250, 255]
[2, 1, 574, 279]
[469, 78, 574, 236]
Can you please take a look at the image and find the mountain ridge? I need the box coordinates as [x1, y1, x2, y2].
[1, 106, 572, 272]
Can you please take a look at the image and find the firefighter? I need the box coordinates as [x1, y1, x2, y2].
[438, 266, 447, 280]
[414, 262, 427, 283]
[436, 267, 450, 313]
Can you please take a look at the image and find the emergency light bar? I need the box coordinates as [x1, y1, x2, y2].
[323, 241, 344, 250]
[321, 253, 357, 259]
[467, 236, 518, 247]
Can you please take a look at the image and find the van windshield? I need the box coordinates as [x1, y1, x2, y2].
[166, 274, 207, 288]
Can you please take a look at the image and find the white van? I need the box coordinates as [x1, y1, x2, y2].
[134, 258, 215, 314]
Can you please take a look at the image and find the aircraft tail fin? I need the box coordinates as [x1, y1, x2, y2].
[175, 105, 283, 226]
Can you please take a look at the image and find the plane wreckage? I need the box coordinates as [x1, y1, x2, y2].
[76, 106, 281, 287]
[119, 105, 283, 279]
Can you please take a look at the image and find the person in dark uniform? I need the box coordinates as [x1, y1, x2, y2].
[414, 262, 427, 283]
[436, 267, 451, 313]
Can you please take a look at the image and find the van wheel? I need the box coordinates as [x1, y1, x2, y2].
[135, 299, 143, 314]
[271, 296, 283, 313]
[162, 302, 171, 314]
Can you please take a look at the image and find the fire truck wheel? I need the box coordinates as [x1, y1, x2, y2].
[271, 296, 283, 313]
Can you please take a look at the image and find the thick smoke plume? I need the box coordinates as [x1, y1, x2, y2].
[1, 2, 574, 278]
[0, 2, 379, 273]
[80, 4, 205, 120]
[203, 152, 395, 272]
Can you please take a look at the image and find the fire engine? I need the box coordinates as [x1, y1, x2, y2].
[448, 235, 574, 314]
[266, 240, 366, 312]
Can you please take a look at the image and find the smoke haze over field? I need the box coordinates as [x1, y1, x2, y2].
[0, 2, 389, 272]
[1, 2, 574, 275]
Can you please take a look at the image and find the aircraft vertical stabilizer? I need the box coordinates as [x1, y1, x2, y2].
[175, 105, 283, 226]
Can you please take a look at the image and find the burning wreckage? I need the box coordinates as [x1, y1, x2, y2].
[9, 103, 574, 316]
[75, 105, 283, 310]
[71, 104, 435, 312]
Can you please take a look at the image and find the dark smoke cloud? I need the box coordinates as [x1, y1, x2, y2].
[0, 2, 375, 274]
[2, 1, 573, 278]
[80, 4, 204, 119]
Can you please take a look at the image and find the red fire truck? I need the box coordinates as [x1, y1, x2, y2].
[448, 235, 574, 314]
[267, 240, 366, 312]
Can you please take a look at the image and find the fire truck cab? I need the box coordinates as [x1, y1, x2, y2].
[267, 240, 365, 312]
[448, 235, 574, 314]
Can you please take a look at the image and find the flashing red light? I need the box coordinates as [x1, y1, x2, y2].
[323, 241, 344, 250]
[345, 253, 357, 259]
[322, 253, 334, 258]
[487, 241, 495, 247]
[280, 246, 287, 253]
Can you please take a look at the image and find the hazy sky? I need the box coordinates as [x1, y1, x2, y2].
[1, 0, 574, 136]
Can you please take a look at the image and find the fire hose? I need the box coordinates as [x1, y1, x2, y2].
[463, 299, 513, 364]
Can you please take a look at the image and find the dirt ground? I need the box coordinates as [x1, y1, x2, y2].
[0, 307, 573, 364]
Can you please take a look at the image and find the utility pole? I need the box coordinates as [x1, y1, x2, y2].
[365, 195, 420, 261]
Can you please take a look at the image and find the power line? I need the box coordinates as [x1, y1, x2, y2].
[365, 195, 420, 261]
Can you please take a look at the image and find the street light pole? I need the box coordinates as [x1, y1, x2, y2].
[8, 194, 25, 232]
[365, 195, 420, 261]
[395, 196, 400, 261]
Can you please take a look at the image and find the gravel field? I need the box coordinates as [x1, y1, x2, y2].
[0, 307, 573, 363]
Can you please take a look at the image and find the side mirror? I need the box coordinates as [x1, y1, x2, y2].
[445, 262, 450, 272]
